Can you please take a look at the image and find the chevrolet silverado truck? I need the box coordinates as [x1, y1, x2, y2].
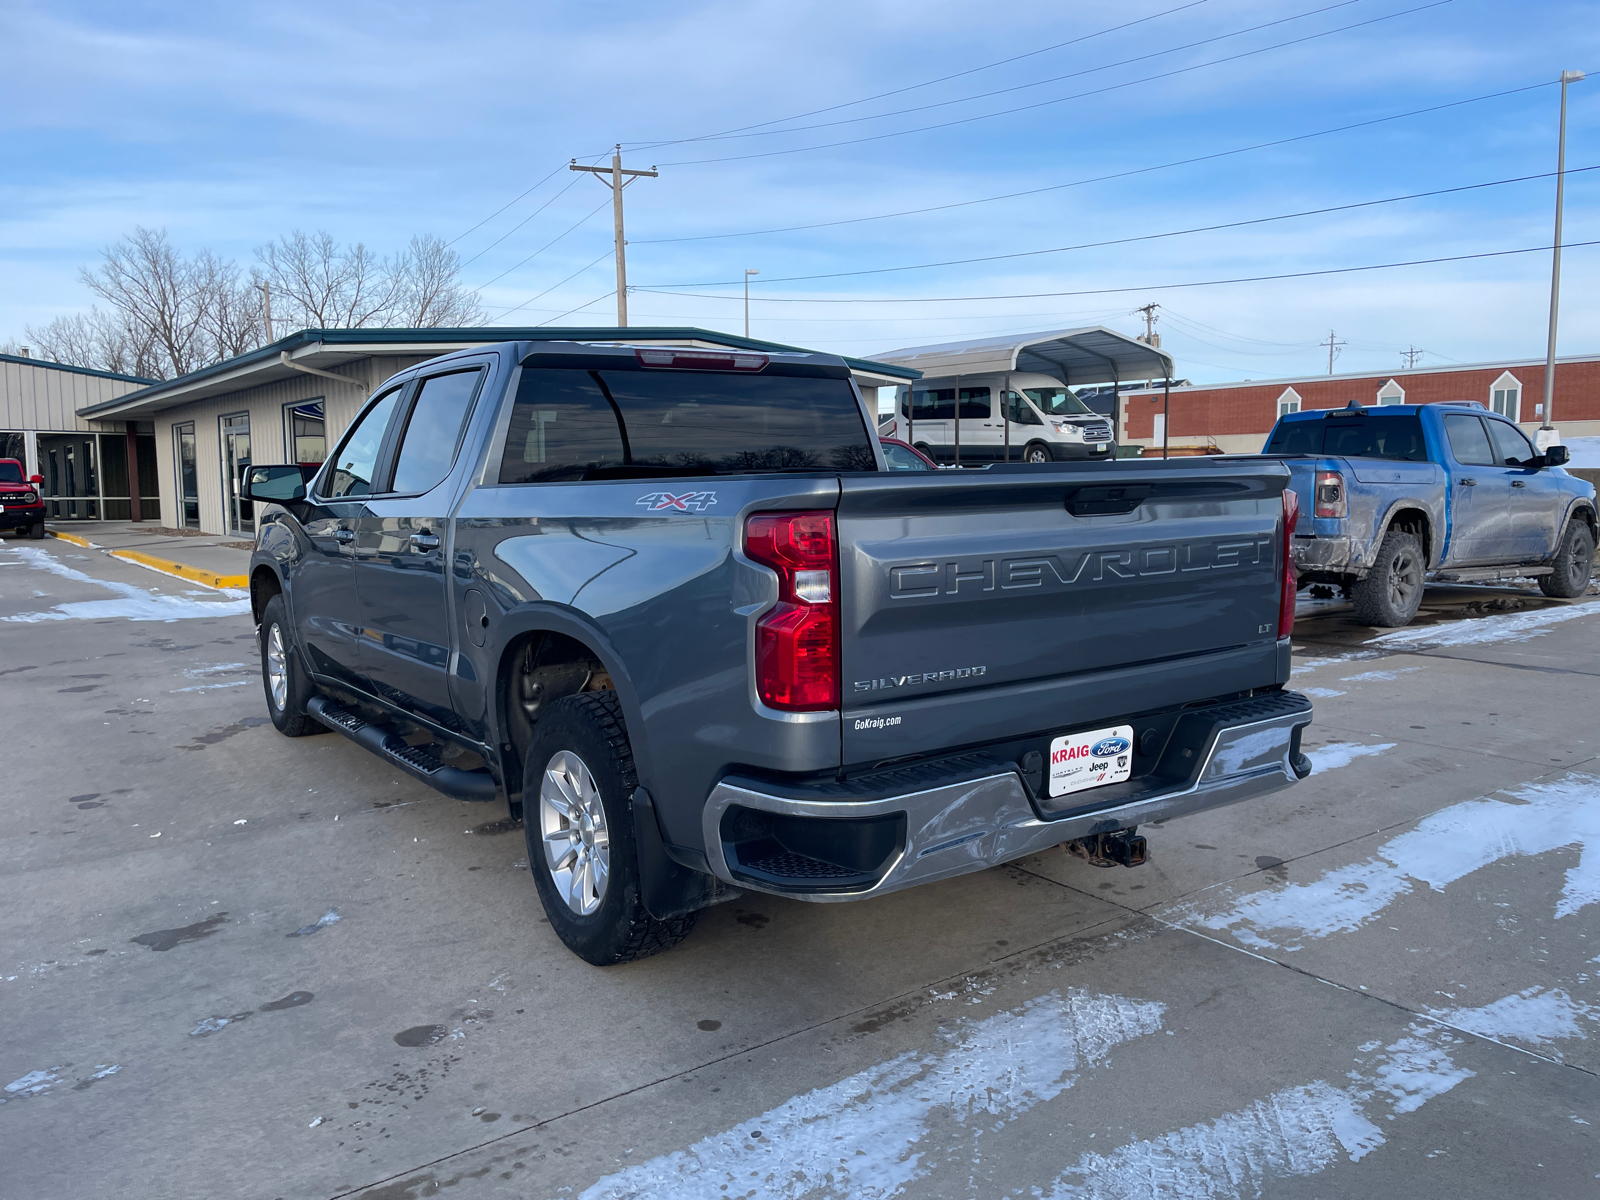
[244, 339, 1313, 965]
[0, 458, 46, 539]
[1263, 401, 1597, 627]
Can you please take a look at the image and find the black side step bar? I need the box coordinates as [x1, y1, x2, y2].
[307, 695, 499, 803]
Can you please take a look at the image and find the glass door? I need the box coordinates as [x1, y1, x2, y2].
[174, 423, 200, 529]
[221, 414, 252, 535]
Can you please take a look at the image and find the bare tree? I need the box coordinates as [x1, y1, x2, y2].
[32, 226, 483, 379]
[389, 235, 485, 327]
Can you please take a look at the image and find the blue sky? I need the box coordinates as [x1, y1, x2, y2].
[2, 0, 1597, 383]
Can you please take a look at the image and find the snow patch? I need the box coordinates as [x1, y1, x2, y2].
[1562, 435, 1600, 469]
[1177, 773, 1600, 947]
[1374, 603, 1600, 649]
[1301, 687, 1346, 698]
[1433, 987, 1598, 1049]
[1306, 742, 1395, 774]
[0, 545, 250, 624]
[576, 988, 1165, 1200]
[1339, 668, 1420, 682]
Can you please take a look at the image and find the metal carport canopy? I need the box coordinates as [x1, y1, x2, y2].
[871, 326, 1173, 386]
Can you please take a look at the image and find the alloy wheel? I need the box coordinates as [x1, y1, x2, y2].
[538, 750, 611, 916]
[266, 623, 288, 711]
[1387, 547, 1420, 612]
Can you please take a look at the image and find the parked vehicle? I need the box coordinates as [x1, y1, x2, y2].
[0, 458, 46, 539]
[245, 339, 1313, 964]
[877, 372, 1117, 465]
[878, 437, 937, 471]
[1262, 401, 1597, 626]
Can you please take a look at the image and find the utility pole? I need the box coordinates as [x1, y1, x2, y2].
[744, 269, 760, 337]
[1133, 302, 1160, 347]
[1319, 329, 1345, 375]
[571, 145, 659, 327]
[1541, 69, 1585, 444]
[1400, 346, 1422, 369]
[259, 281, 274, 342]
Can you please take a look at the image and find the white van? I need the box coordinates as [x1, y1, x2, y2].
[877, 371, 1116, 465]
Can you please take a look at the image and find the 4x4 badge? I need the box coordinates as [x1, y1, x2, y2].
[636, 491, 717, 513]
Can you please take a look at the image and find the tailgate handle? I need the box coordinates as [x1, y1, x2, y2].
[1064, 484, 1152, 516]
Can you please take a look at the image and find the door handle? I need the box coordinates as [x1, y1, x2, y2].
[1511, 480, 1527, 488]
[332, 528, 355, 542]
[409, 533, 441, 550]
[1458, 478, 1477, 486]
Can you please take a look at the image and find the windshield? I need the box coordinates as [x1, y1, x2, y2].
[1023, 387, 1092, 416]
[1264, 414, 1429, 461]
[0, 462, 23, 484]
[500, 367, 876, 482]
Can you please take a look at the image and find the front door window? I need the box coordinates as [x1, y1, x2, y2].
[222, 414, 252, 535]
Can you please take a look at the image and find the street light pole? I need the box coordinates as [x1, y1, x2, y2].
[744, 269, 759, 337]
[1540, 69, 1585, 443]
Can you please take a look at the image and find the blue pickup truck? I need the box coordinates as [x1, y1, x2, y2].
[1263, 401, 1596, 626]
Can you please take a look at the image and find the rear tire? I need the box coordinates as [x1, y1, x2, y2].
[1024, 442, 1053, 464]
[1351, 530, 1425, 627]
[28, 521, 45, 540]
[522, 691, 697, 965]
[259, 594, 320, 736]
[913, 442, 937, 465]
[1539, 521, 1595, 598]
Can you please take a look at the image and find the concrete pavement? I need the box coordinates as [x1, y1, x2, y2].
[0, 535, 1595, 1199]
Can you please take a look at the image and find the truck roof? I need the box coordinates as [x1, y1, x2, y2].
[1277, 400, 1487, 421]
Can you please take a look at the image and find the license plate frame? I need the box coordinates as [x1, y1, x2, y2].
[1048, 724, 1134, 798]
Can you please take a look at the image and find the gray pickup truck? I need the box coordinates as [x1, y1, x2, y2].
[245, 339, 1313, 964]
[1264, 401, 1597, 626]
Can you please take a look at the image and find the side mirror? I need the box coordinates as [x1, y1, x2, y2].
[28, 474, 42, 485]
[244, 464, 307, 504]
[1541, 444, 1570, 467]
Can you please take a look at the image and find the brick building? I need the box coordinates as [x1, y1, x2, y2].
[1119, 354, 1600, 455]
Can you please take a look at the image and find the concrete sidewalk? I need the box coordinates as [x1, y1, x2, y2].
[43, 520, 252, 588]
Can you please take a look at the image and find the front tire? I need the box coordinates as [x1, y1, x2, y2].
[1023, 441, 1053, 464]
[1539, 521, 1596, 598]
[1351, 530, 1425, 627]
[28, 521, 45, 540]
[522, 691, 697, 965]
[259, 594, 320, 736]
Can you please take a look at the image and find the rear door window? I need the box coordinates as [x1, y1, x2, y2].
[1265, 414, 1428, 460]
[1443, 414, 1495, 466]
[389, 368, 484, 495]
[500, 367, 874, 482]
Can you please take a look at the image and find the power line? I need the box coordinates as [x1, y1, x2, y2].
[634, 239, 1600, 305]
[448, 161, 568, 247]
[458, 169, 592, 269]
[632, 80, 1559, 246]
[534, 289, 618, 328]
[474, 199, 613, 291]
[656, 0, 1453, 166]
[643, 1, 1357, 150]
[644, 163, 1600, 288]
[625, 0, 1210, 151]
[487, 248, 615, 322]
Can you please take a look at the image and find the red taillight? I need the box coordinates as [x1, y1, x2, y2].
[1278, 488, 1299, 639]
[745, 511, 838, 711]
[1313, 470, 1346, 518]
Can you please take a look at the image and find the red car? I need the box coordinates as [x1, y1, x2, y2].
[0, 459, 46, 539]
[879, 437, 938, 471]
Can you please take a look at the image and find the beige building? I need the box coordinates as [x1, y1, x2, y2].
[77, 327, 917, 537]
[1, 351, 159, 520]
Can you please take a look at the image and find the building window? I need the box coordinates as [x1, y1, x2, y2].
[1276, 387, 1302, 417]
[220, 412, 252, 536]
[174, 423, 200, 529]
[1489, 371, 1521, 421]
[285, 399, 326, 466]
[1376, 379, 1406, 405]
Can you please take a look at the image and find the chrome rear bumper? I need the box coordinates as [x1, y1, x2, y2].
[704, 698, 1312, 903]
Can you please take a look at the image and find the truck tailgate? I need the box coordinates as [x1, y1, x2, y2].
[837, 461, 1291, 766]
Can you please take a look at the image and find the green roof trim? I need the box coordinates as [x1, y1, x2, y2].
[0, 352, 156, 385]
[76, 325, 919, 418]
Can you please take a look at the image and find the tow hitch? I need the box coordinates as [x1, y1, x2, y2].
[1065, 829, 1148, 869]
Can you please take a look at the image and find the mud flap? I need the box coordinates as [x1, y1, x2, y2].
[632, 788, 739, 920]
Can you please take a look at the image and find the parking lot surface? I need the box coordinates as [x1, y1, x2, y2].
[2, 537, 1596, 1199]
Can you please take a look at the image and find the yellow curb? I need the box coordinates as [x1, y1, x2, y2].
[109, 549, 248, 591]
[47, 530, 96, 548]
